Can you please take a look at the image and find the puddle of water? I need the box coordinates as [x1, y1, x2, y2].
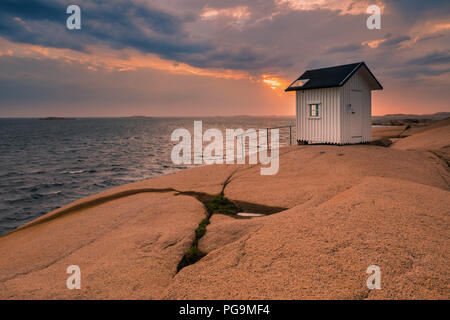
[237, 212, 265, 217]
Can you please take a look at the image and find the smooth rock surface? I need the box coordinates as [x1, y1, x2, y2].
[0, 121, 448, 299]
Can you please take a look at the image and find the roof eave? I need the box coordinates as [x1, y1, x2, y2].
[285, 85, 342, 92]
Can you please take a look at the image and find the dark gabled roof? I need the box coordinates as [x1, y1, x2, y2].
[285, 62, 383, 92]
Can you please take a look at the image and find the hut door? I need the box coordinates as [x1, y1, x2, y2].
[350, 90, 362, 141]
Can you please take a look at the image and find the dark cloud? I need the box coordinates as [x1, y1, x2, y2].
[182, 45, 295, 72]
[381, 51, 450, 79]
[384, 0, 450, 19]
[417, 34, 446, 43]
[0, 0, 298, 72]
[407, 51, 450, 66]
[0, 0, 84, 50]
[1, 0, 449, 76]
[1, 0, 63, 21]
[391, 66, 450, 79]
[380, 35, 411, 48]
[0, 0, 210, 57]
[326, 44, 362, 54]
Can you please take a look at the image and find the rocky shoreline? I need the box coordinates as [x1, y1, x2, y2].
[0, 119, 449, 299]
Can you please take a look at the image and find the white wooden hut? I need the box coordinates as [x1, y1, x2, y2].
[285, 62, 383, 144]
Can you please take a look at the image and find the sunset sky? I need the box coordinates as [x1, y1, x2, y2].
[0, 0, 449, 117]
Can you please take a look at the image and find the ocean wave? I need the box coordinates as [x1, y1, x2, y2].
[61, 169, 97, 174]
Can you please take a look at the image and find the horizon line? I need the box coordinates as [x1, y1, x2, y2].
[0, 111, 449, 119]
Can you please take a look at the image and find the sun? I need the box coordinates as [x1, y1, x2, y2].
[262, 75, 289, 90]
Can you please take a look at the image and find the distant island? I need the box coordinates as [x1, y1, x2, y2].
[38, 117, 76, 120]
[372, 112, 450, 126]
[122, 115, 155, 118]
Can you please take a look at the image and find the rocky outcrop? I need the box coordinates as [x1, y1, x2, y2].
[0, 122, 448, 299]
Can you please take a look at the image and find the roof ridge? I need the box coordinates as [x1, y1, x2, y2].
[303, 61, 364, 73]
[338, 62, 364, 86]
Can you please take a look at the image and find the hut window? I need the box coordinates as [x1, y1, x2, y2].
[309, 104, 320, 117]
[292, 79, 309, 87]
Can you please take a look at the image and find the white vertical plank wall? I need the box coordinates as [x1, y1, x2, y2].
[296, 87, 341, 144]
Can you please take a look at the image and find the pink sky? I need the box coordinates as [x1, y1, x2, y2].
[0, 0, 449, 117]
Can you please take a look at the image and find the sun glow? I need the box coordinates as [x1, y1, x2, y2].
[262, 75, 289, 90]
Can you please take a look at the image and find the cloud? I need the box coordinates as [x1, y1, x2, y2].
[200, 6, 250, 24]
[382, 51, 450, 79]
[276, 0, 384, 15]
[407, 51, 450, 66]
[416, 33, 446, 43]
[0, 0, 298, 73]
[383, 0, 450, 19]
[0, 0, 210, 58]
[391, 66, 450, 79]
[1, 0, 448, 77]
[379, 35, 411, 48]
[361, 34, 412, 50]
[183, 45, 295, 72]
[326, 43, 362, 53]
[0, 54, 293, 116]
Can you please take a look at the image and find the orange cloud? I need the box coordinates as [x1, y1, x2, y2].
[361, 39, 387, 48]
[0, 37, 252, 80]
[410, 21, 450, 43]
[13, 17, 31, 32]
[276, 0, 385, 15]
[200, 6, 250, 24]
[430, 23, 450, 33]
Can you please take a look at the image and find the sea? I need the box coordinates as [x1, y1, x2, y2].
[0, 117, 296, 235]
